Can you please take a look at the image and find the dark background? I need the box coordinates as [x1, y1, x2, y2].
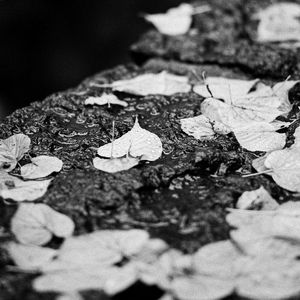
[0, 0, 183, 118]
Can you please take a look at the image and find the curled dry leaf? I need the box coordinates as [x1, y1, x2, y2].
[236, 186, 279, 210]
[93, 156, 139, 173]
[144, 3, 195, 36]
[97, 119, 162, 161]
[233, 122, 287, 152]
[0, 171, 51, 202]
[84, 94, 128, 107]
[0, 133, 30, 172]
[180, 115, 230, 140]
[21, 155, 63, 179]
[256, 3, 300, 43]
[11, 203, 75, 245]
[94, 71, 191, 96]
[5, 242, 57, 270]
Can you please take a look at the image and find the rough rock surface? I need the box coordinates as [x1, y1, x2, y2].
[1, 0, 300, 300]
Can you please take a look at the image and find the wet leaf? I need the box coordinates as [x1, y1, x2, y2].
[180, 115, 230, 140]
[96, 71, 191, 96]
[0, 134, 30, 172]
[11, 203, 75, 245]
[97, 119, 162, 161]
[6, 242, 57, 270]
[0, 171, 51, 201]
[93, 156, 139, 173]
[144, 3, 194, 36]
[85, 94, 128, 107]
[21, 155, 63, 179]
[233, 122, 287, 152]
[256, 3, 300, 43]
[236, 186, 279, 210]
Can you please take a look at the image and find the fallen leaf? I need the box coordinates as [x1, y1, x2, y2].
[236, 186, 279, 210]
[233, 122, 287, 152]
[230, 229, 300, 259]
[0, 134, 30, 172]
[94, 71, 191, 96]
[11, 203, 75, 245]
[252, 154, 269, 173]
[170, 275, 234, 300]
[0, 171, 51, 201]
[97, 119, 162, 161]
[256, 3, 300, 43]
[5, 242, 57, 270]
[93, 156, 139, 173]
[42, 229, 149, 272]
[194, 77, 259, 103]
[264, 149, 300, 192]
[236, 257, 300, 300]
[197, 78, 298, 128]
[180, 115, 230, 140]
[34, 264, 137, 295]
[193, 240, 241, 279]
[85, 94, 128, 107]
[21, 155, 63, 179]
[144, 4, 209, 36]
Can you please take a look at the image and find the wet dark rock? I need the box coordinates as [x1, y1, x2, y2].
[1, 0, 300, 299]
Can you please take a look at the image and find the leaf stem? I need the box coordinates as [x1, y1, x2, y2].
[111, 120, 115, 159]
[242, 169, 273, 178]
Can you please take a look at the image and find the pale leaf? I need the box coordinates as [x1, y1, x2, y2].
[264, 149, 300, 192]
[171, 275, 234, 300]
[33, 265, 137, 295]
[0, 134, 30, 172]
[93, 156, 139, 173]
[252, 154, 269, 173]
[230, 229, 300, 259]
[56, 293, 83, 300]
[42, 229, 149, 272]
[193, 240, 241, 279]
[97, 119, 162, 161]
[233, 122, 287, 152]
[21, 155, 63, 179]
[5, 242, 57, 270]
[256, 3, 300, 43]
[236, 257, 300, 300]
[180, 115, 230, 140]
[144, 4, 194, 36]
[0, 171, 51, 202]
[292, 126, 300, 149]
[11, 203, 75, 245]
[85, 94, 128, 107]
[194, 77, 259, 102]
[236, 186, 279, 210]
[100, 71, 191, 96]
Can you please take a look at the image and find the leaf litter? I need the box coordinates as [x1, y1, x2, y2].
[91, 71, 191, 96]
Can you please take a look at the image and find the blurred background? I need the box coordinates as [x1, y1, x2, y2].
[0, 0, 183, 119]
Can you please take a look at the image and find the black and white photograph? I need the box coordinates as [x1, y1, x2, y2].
[1, 1, 300, 300]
